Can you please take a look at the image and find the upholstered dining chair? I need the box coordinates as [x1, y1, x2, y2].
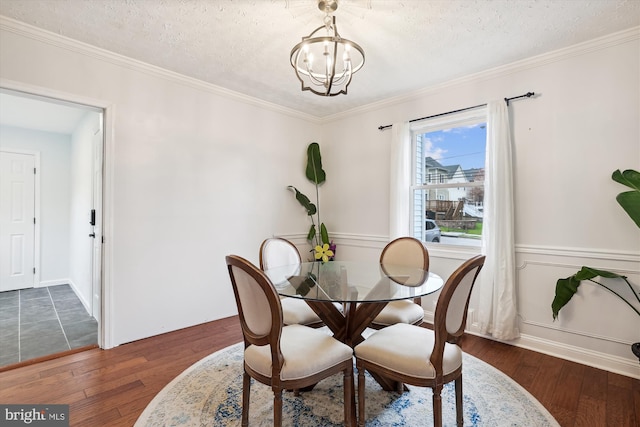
[226, 255, 355, 427]
[354, 254, 486, 427]
[370, 236, 430, 328]
[259, 237, 325, 328]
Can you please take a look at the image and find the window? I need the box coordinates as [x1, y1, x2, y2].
[410, 108, 486, 246]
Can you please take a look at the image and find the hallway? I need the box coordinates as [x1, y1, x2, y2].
[0, 284, 98, 367]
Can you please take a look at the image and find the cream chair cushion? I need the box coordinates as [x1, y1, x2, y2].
[371, 300, 424, 326]
[244, 324, 353, 381]
[355, 323, 462, 379]
[281, 298, 325, 326]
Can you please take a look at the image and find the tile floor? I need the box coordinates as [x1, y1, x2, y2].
[0, 284, 98, 367]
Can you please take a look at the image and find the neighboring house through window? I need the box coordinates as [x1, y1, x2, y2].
[410, 108, 486, 246]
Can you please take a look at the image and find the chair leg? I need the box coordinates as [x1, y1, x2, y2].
[242, 372, 251, 427]
[432, 384, 443, 427]
[357, 363, 366, 427]
[344, 364, 355, 427]
[455, 376, 463, 427]
[273, 387, 283, 427]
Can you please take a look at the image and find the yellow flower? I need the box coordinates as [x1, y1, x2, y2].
[314, 244, 334, 262]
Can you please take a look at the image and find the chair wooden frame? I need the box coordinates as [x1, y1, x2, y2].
[226, 255, 355, 426]
[258, 237, 301, 271]
[370, 236, 430, 329]
[355, 254, 485, 427]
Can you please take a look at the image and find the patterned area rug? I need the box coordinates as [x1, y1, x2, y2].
[135, 341, 559, 426]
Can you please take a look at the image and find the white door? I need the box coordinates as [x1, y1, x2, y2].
[0, 151, 36, 291]
[90, 121, 103, 320]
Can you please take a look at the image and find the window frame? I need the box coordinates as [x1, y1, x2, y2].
[409, 107, 487, 245]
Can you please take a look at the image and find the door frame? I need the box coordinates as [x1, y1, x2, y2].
[0, 148, 40, 289]
[1, 78, 115, 349]
[91, 119, 103, 321]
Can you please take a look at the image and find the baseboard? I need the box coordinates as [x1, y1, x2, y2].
[37, 279, 93, 316]
[67, 280, 92, 315]
[37, 278, 70, 287]
[422, 308, 640, 379]
[510, 333, 640, 379]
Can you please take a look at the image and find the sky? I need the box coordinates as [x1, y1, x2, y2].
[422, 123, 486, 170]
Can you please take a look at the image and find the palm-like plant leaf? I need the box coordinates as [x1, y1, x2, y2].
[612, 169, 640, 228]
[305, 142, 326, 185]
[288, 186, 316, 216]
[552, 266, 630, 320]
[552, 276, 580, 320]
[575, 266, 626, 281]
[307, 225, 316, 242]
[320, 223, 329, 245]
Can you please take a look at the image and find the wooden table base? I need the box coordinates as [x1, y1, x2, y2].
[305, 299, 406, 392]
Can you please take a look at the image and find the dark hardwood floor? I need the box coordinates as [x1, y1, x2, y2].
[0, 315, 637, 426]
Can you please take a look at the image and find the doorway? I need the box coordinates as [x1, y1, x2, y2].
[0, 88, 104, 368]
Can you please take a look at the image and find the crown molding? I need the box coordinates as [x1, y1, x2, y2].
[4, 14, 634, 127]
[323, 26, 640, 122]
[0, 16, 321, 124]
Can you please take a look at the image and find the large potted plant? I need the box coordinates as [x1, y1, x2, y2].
[288, 142, 334, 262]
[552, 169, 640, 360]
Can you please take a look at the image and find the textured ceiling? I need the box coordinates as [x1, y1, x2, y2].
[0, 0, 639, 118]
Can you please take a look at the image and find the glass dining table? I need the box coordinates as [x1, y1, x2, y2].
[266, 259, 442, 374]
[265, 259, 444, 404]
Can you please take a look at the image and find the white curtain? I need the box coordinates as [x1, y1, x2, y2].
[389, 122, 411, 239]
[477, 100, 520, 340]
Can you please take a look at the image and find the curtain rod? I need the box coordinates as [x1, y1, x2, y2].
[377, 91, 535, 131]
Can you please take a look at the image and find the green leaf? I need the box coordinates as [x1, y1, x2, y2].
[552, 275, 581, 320]
[288, 273, 316, 296]
[575, 266, 627, 281]
[612, 169, 640, 228]
[307, 225, 316, 242]
[296, 275, 316, 296]
[616, 191, 640, 228]
[288, 186, 316, 216]
[320, 223, 329, 245]
[552, 267, 630, 320]
[305, 143, 326, 185]
[612, 169, 640, 191]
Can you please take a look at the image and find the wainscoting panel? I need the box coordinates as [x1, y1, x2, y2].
[282, 233, 640, 378]
[512, 247, 639, 378]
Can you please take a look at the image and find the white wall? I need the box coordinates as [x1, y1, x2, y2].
[0, 126, 71, 285]
[320, 30, 640, 377]
[0, 21, 321, 347]
[69, 111, 100, 310]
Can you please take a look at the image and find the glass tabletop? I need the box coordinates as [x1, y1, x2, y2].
[264, 260, 444, 303]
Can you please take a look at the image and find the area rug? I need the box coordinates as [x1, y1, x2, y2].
[135, 340, 559, 427]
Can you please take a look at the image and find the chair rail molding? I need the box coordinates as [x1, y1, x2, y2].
[516, 244, 640, 263]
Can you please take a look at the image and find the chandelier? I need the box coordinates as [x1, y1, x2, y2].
[290, 0, 365, 96]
